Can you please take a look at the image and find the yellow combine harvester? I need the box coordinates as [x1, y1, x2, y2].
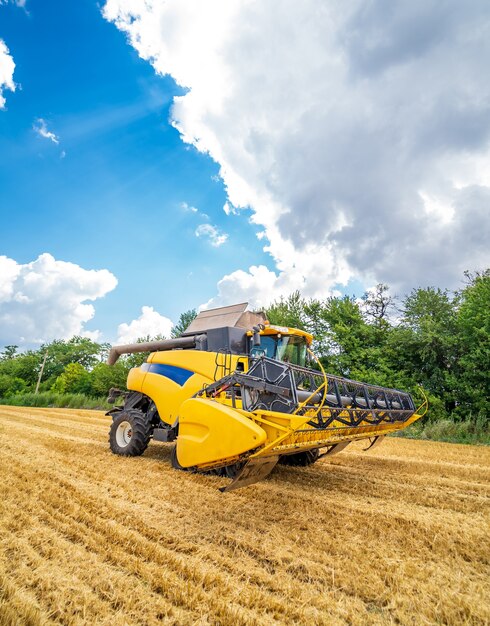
[107, 303, 425, 491]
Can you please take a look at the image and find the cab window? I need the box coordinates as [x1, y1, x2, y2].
[250, 334, 307, 367]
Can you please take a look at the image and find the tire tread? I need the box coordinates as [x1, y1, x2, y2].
[109, 409, 152, 457]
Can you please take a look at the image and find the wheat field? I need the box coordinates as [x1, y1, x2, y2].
[0, 406, 489, 626]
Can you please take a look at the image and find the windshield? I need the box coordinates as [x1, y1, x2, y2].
[250, 334, 308, 367]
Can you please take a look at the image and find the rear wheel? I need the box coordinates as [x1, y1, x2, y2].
[109, 410, 152, 456]
[279, 448, 320, 466]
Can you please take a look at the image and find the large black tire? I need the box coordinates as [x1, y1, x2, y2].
[215, 462, 245, 479]
[170, 444, 191, 471]
[109, 409, 152, 457]
[278, 448, 320, 466]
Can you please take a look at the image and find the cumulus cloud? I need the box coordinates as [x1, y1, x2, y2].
[195, 223, 228, 247]
[201, 264, 303, 310]
[104, 0, 490, 302]
[116, 306, 173, 343]
[0, 39, 15, 109]
[33, 118, 60, 144]
[0, 253, 117, 346]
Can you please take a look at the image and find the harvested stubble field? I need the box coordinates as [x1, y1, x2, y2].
[0, 407, 489, 626]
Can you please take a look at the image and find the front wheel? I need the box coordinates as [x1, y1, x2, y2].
[109, 409, 152, 456]
[170, 444, 190, 471]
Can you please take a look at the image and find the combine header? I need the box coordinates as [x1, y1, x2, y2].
[107, 303, 425, 490]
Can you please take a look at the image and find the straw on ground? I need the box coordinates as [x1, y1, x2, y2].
[0, 406, 489, 625]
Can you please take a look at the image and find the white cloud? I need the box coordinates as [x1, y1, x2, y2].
[195, 223, 228, 247]
[181, 201, 209, 220]
[0, 1, 27, 7]
[223, 201, 240, 216]
[0, 39, 15, 109]
[180, 201, 198, 213]
[0, 253, 117, 346]
[201, 246, 345, 309]
[81, 329, 102, 342]
[116, 306, 173, 343]
[33, 118, 60, 144]
[200, 265, 301, 310]
[104, 0, 490, 302]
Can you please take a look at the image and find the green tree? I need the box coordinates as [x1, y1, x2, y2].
[40, 337, 102, 382]
[51, 363, 91, 395]
[361, 283, 396, 326]
[0, 374, 26, 397]
[171, 309, 197, 337]
[266, 291, 307, 331]
[266, 292, 396, 385]
[317, 296, 378, 379]
[0, 351, 44, 387]
[397, 287, 458, 416]
[89, 362, 129, 397]
[303, 299, 330, 357]
[455, 270, 490, 418]
[0, 345, 18, 360]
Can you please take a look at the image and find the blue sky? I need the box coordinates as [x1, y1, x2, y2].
[1, 1, 488, 347]
[0, 0, 274, 343]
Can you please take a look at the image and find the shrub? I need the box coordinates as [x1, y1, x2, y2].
[394, 416, 490, 445]
[0, 391, 110, 410]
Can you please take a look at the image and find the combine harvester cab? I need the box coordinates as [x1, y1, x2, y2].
[107, 303, 426, 491]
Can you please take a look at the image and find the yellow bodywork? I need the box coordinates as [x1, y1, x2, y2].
[128, 349, 245, 427]
[176, 398, 266, 467]
[126, 327, 425, 473]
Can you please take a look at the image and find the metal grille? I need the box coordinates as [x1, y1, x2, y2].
[199, 356, 415, 428]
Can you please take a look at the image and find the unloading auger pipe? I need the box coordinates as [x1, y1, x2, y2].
[107, 335, 206, 366]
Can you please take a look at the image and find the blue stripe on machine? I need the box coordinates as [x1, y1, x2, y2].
[145, 363, 194, 386]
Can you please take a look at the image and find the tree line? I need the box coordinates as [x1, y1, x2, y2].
[265, 270, 489, 422]
[0, 312, 196, 405]
[0, 270, 488, 424]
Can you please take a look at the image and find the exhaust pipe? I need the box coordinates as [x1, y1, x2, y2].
[107, 335, 206, 366]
